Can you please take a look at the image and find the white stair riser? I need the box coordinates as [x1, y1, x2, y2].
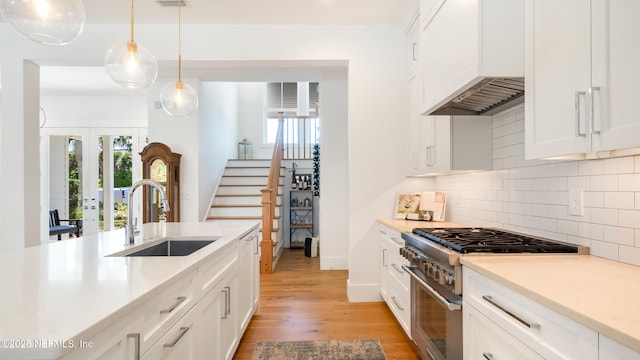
[209, 206, 281, 218]
[217, 186, 264, 195]
[226, 160, 272, 168]
[214, 196, 281, 206]
[220, 177, 284, 186]
[223, 167, 271, 176]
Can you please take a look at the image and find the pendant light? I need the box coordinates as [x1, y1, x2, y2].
[0, 0, 86, 45]
[160, 1, 198, 117]
[104, 0, 157, 90]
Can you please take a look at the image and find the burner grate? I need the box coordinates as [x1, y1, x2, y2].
[412, 228, 579, 254]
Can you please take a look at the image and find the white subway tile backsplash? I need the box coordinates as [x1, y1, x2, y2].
[604, 156, 634, 174]
[618, 174, 640, 191]
[589, 240, 619, 261]
[578, 160, 604, 176]
[591, 175, 618, 192]
[603, 226, 634, 246]
[604, 192, 634, 210]
[433, 104, 640, 268]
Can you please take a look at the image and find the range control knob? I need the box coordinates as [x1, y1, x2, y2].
[437, 269, 447, 285]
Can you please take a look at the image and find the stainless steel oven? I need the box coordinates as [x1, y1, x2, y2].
[404, 263, 462, 360]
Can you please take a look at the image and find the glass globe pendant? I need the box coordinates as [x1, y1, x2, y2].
[160, 2, 198, 117]
[104, 0, 157, 90]
[0, 0, 86, 45]
[161, 77, 198, 118]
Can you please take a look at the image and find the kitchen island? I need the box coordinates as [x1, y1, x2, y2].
[0, 220, 260, 360]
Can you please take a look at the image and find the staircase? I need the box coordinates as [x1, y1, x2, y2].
[206, 159, 285, 266]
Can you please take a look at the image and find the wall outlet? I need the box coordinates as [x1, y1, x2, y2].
[569, 189, 584, 216]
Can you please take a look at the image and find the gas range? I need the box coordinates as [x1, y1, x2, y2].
[400, 227, 588, 296]
[400, 227, 588, 360]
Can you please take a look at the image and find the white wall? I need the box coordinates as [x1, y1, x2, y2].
[198, 82, 240, 220]
[41, 96, 147, 128]
[237, 83, 270, 159]
[433, 104, 640, 267]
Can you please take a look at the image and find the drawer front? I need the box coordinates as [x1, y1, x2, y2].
[464, 304, 544, 360]
[464, 267, 598, 360]
[139, 269, 197, 356]
[141, 305, 197, 360]
[387, 276, 411, 338]
[197, 240, 238, 294]
[387, 250, 410, 292]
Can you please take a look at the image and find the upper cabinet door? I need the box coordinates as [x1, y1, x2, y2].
[524, 0, 591, 159]
[525, 0, 640, 159]
[591, 0, 640, 153]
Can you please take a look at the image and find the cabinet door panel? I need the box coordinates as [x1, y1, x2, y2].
[525, 0, 591, 159]
[592, 0, 640, 151]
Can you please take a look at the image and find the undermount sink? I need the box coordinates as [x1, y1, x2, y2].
[124, 240, 216, 257]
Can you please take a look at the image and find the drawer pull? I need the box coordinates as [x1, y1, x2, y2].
[390, 296, 405, 311]
[163, 326, 190, 348]
[221, 288, 229, 319]
[390, 237, 403, 246]
[482, 295, 540, 329]
[127, 333, 140, 360]
[482, 353, 494, 360]
[379, 230, 387, 235]
[160, 296, 187, 314]
[391, 263, 405, 275]
[225, 286, 232, 315]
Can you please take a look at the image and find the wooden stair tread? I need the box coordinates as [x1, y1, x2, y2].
[206, 215, 281, 220]
[211, 204, 282, 208]
[215, 194, 283, 197]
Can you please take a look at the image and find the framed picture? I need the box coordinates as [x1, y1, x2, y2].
[395, 192, 421, 219]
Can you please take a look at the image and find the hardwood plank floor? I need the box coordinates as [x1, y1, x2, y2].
[233, 249, 420, 360]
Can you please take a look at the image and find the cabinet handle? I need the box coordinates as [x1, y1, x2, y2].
[482, 353, 494, 360]
[382, 248, 388, 267]
[412, 42, 418, 61]
[482, 295, 540, 329]
[255, 235, 259, 255]
[390, 237, 403, 246]
[221, 288, 229, 319]
[390, 296, 405, 311]
[225, 286, 232, 315]
[391, 263, 405, 275]
[379, 230, 387, 235]
[589, 86, 601, 135]
[160, 296, 187, 314]
[163, 326, 190, 348]
[575, 91, 587, 137]
[127, 333, 140, 360]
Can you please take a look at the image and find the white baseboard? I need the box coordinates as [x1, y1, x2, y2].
[346, 279, 383, 302]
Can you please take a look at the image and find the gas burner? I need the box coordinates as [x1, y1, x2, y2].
[412, 227, 580, 254]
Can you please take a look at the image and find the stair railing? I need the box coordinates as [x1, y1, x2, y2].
[283, 114, 319, 160]
[260, 112, 285, 273]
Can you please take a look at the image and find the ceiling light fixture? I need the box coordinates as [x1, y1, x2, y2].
[104, 0, 158, 90]
[0, 0, 86, 45]
[160, 1, 198, 117]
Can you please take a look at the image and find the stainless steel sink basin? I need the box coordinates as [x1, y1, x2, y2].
[125, 240, 215, 257]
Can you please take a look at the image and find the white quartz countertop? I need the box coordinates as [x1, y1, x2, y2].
[378, 218, 465, 233]
[0, 221, 259, 359]
[461, 255, 640, 353]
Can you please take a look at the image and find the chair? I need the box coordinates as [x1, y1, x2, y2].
[49, 210, 82, 240]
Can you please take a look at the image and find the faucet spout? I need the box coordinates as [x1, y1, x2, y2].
[126, 179, 170, 244]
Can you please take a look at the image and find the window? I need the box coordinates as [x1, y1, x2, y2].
[264, 82, 320, 144]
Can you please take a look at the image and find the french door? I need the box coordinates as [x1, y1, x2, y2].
[41, 128, 146, 242]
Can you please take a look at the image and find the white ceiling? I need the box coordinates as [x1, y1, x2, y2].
[36, 0, 411, 95]
[83, 0, 411, 25]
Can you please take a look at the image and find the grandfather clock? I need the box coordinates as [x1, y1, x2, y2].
[140, 142, 181, 223]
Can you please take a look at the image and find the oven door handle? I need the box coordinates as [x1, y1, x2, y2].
[402, 265, 461, 311]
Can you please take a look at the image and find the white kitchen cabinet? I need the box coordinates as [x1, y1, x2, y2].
[407, 70, 421, 176]
[405, 11, 420, 77]
[415, 115, 492, 175]
[464, 303, 544, 360]
[237, 230, 260, 334]
[377, 223, 411, 338]
[142, 307, 197, 360]
[420, 0, 524, 115]
[464, 267, 598, 359]
[525, 0, 640, 159]
[599, 334, 640, 360]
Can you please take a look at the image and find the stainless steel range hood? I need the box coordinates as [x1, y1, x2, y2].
[427, 77, 525, 116]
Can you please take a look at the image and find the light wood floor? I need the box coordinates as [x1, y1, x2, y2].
[233, 249, 420, 360]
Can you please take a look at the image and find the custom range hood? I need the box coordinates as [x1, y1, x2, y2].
[427, 77, 524, 116]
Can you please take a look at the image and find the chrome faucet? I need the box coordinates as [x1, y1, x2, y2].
[126, 179, 171, 244]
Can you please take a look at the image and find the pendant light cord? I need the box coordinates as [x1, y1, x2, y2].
[130, 0, 135, 42]
[178, 1, 182, 83]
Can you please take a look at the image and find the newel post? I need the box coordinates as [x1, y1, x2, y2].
[260, 188, 273, 273]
